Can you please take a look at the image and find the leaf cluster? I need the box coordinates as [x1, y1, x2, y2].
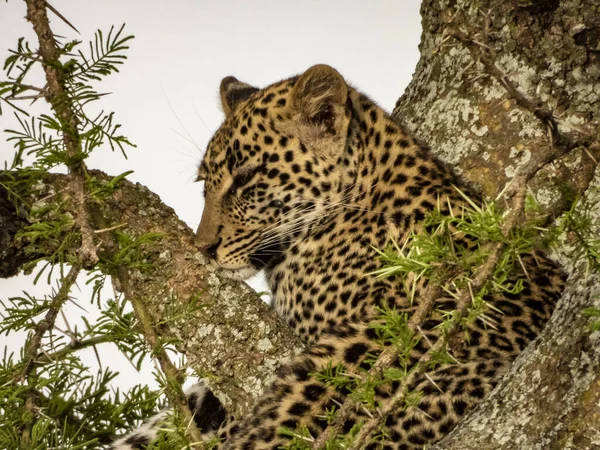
[98, 231, 165, 275]
[1, 24, 135, 172]
[549, 192, 600, 276]
[371, 189, 538, 300]
[582, 307, 600, 333]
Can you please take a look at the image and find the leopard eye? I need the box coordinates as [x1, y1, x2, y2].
[270, 200, 284, 208]
[231, 166, 259, 190]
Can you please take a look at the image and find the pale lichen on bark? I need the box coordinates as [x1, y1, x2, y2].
[103, 178, 305, 416]
[395, 0, 599, 200]
[393, 0, 600, 447]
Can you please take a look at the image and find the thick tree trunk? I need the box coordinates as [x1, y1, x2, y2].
[392, 1, 600, 448]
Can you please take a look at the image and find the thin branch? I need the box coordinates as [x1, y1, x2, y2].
[447, 25, 600, 221]
[24, 0, 98, 268]
[19, 264, 81, 445]
[5, 93, 45, 101]
[34, 334, 113, 364]
[19, 265, 81, 380]
[114, 268, 206, 448]
[447, 26, 598, 186]
[2, 81, 46, 93]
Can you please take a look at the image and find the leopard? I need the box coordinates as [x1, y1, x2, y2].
[110, 64, 566, 450]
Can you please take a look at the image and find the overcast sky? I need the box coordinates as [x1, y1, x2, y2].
[0, 1, 421, 391]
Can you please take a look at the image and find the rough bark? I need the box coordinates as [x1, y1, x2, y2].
[0, 184, 29, 278]
[0, 172, 304, 418]
[392, 1, 600, 448]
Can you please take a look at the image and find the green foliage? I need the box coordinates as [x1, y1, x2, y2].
[0, 13, 193, 450]
[73, 25, 132, 82]
[370, 189, 550, 344]
[582, 307, 600, 332]
[17, 201, 79, 283]
[277, 420, 363, 450]
[0, 167, 44, 213]
[98, 231, 165, 275]
[550, 194, 600, 275]
[158, 289, 208, 327]
[88, 170, 135, 201]
[312, 361, 356, 392]
[369, 306, 419, 371]
[0, 333, 161, 449]
[1, 25, 135, 170]
[371, 189, 536, 297]
[87, 297, 150, 369]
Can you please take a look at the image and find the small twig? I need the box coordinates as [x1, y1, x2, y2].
[2, 81, 46, 93]
[34, 334, 113, 364]
[447, 23, 600, 225]
[447, 26, 596, 173]
[19, 265, 81, 379]
[5, 93, 46, 101]
[94, 222, 128, 234]
[114, 267, 205, 448]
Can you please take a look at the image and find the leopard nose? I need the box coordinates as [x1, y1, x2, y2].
[199, 237, 222, 260]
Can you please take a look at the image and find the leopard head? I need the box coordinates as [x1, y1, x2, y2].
[195, 65, 355, 280]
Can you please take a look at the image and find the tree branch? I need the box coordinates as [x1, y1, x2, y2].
[19, 264, 81, 444]
[0, 170, 304, 418]
[34, 334, 113, 364]
[24, 0, 98, 268]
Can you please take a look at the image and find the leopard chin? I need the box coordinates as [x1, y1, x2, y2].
[216, 265, 260, 281]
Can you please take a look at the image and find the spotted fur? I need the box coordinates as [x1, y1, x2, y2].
[110, 383, 225, 449]
[111, 65, 565, 450]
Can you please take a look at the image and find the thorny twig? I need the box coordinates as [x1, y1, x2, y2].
[19, 264, 81, 444]
[34, 334, 113, 364]
[5, 93, 45, 101]
[344, 181, 528, 450]
[24, 0, 98, 268]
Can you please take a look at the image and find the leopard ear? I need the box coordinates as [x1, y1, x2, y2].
[220, 76, 259, 116]
[291, 64, 349, 136]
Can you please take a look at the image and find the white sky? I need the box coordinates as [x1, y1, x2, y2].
[0, 1, 421, 392]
